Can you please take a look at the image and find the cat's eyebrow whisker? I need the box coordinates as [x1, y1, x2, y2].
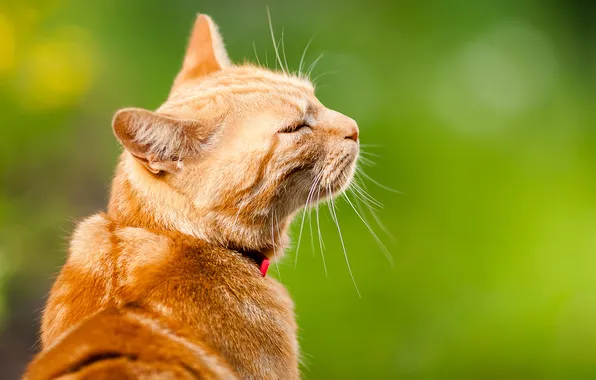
[313, 83, 330, 91]
[252, 41, 262, 67]
[280, 27, 290, 73]
[327, 185, 361, 298]
[306, 53, 324, 79]
[275, 38, 284, 72]
[298, 34, 317, 78]
[312, 71, 338, 87]
[266, 7, 286, 73]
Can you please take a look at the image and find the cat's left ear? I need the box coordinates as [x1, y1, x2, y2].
[173, 14, 231, 86]
[112, 108, 209, 174]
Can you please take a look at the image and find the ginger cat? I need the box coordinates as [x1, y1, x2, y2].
[25, 14, 359, 380]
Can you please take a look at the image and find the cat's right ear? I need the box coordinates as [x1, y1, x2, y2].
[173, 14, 231, 87]
[112, 108, 207, 174]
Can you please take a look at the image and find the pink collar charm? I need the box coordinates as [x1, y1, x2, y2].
[260, 258, 270, 277]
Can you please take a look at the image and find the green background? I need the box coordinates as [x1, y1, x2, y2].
[1, 0, 596, 378]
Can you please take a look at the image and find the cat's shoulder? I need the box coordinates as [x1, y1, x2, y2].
[67, 213, 113, 274]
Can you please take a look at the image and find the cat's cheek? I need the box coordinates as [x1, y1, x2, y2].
[277, 134, 303, 146]
[294, 130, 314, 145]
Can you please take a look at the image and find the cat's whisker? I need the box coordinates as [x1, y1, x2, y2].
[342, 170, 394, 260]
[354, 177, 385, 209]
[348, 184, 382, 211]
[266, 7, 286, 73]
[352, 170, 396, 242]
[342, 192, 394, 266]
[359, 151, 382, 158]
[308, 209, 315, 257]
[327, 185, 361, 298]
[356, 167, 402, 194]
[368, 202, 396, 243]
[294, 172, 323, 270]
[357, 155, 377, 167]
[315, 187, 327, 277]
[298, 34, 317, 78]
[347, 186, 379, 212]
[293, 213, 307, 271]
[351, 181, 384, 209]
[271, 210, 282, 280]
[353, 174, 384, 203]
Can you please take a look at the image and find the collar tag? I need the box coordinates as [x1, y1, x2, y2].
[260, 258, 270, 277]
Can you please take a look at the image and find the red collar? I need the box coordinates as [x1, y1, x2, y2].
[239, 249, 270, 277]
[259, 258, 270, 277]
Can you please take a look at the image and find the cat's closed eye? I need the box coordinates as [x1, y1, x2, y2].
[278, 124, 311, 134]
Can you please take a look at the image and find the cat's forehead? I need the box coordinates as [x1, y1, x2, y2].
[211, 65, 314, 90]
[163, 65, 315, 112]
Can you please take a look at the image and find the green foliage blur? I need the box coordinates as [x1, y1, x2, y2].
[1, 0, 596, 378]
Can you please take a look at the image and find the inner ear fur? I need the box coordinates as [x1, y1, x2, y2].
[173, 14, 231, 87]
[112, 108, 207, 174]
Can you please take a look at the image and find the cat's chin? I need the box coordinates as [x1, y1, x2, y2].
[329, 176, 354, 198]
[314, 156, 356, 201]
[317, 169, 356, 202]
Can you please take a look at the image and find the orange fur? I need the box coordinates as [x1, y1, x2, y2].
[26, 13, 358, 380]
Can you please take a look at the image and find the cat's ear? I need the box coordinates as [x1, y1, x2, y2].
[173, 14, 231, 86]
[112, 108, 206, 174]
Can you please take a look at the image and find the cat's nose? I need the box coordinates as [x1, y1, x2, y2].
[345, 127, 359, 142]
[343, 118, 359, 142]
[324, 109, 359, 142]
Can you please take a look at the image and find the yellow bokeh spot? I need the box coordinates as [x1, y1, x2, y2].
[0, 13, 16, 74]
[19, 26, 97, 110]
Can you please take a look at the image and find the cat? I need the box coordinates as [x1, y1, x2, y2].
[25, 13, 359, 380]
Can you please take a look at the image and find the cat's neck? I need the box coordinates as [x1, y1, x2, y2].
[107, 153, 290, 259]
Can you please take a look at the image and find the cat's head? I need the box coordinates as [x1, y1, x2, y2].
[110, 15, 359, 254]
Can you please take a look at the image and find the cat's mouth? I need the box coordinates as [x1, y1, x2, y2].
[318, 152, 358, 199]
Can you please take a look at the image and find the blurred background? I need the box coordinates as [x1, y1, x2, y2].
[1, 0, 596, 378]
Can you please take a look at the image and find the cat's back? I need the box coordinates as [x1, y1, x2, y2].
[41, 213, 115, 346]
[28, 307, 237, 379]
